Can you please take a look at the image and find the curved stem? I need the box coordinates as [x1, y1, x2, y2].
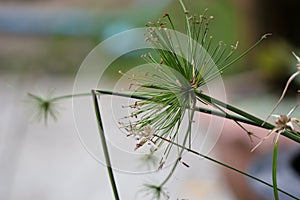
[263, 71, 300, 125]
[273, 141, 279, 200]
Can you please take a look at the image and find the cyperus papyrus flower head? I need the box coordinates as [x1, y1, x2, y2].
[252, 107, 300, 152]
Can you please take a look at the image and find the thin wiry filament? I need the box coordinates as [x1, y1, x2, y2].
[263, 71, 300, 125]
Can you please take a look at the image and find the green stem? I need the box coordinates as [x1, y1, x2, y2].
[273, 141, 279, 200]
[195, 91, 300, 143]
[44, 90, 254, 126]
[95, 90, 260, 128]
[179, 0, 193, 69]
[49, 90, 249, 121]
[91, 90, 120, 200]
[51, 92, 91, 101]
[47, 89, 300, 143]
[155, 134, 299, 200]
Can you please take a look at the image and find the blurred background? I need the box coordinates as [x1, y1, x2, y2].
[1, 0, 300, 199]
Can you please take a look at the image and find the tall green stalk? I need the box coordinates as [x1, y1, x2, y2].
[273, 141, 279, 200]
[91, 90, 120, 200]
